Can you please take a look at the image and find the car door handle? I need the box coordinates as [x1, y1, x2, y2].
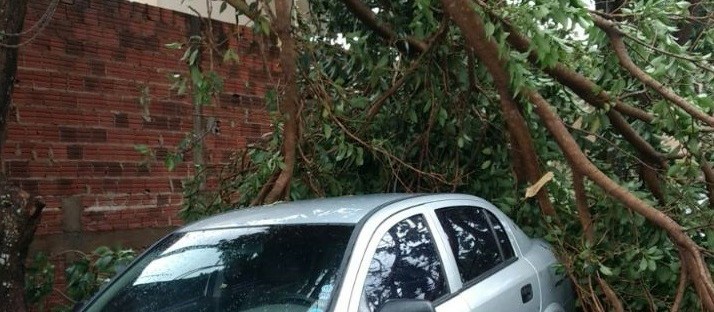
[521, 284, 533, 303]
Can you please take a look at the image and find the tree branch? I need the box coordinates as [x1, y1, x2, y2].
[592, 15, 714, 128]
[339, 0, 428, 54]
[364, 21, 448, 123]
[597, 274, 625, 312]
[471, 0, 654, 124]
[576, 167, 625, 310]
[470, 2, 670, 201]
[263, 0, 299, 204]
[613, 100, 655, 122]
[470, 4, 670, 204]
[573, 170, 594, 242]
[701, 154, 714, 209]
[672, 250, 689, 312]
[527, 89, 714, 311]
[441, 0, 556, 216]
[224, 0, 261, 22]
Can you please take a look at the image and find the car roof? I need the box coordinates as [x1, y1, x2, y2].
[178, 193, 422, 232]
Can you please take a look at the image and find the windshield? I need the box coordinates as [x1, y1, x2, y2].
[84, 225, 354, 312]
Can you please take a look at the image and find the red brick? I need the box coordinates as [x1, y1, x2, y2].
[9, 0, 274, 272]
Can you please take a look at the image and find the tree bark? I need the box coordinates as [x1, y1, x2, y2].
[0, 2, 45, 311]
[572, 170, 594, 242]
[440, 0, 556, 216]
[340, 0, 427, 54]
[0, 0, 29, 172]
[597, 275, 625, 312]
[575, 171, 625, 310]
[0, 180, 45, 312]
[263, 0, 298, 204]
[701, 155, 714, 209]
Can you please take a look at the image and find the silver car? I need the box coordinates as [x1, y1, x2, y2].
[79, 194, 574, 312]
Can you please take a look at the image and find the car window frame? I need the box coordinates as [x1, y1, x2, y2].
[434, 205, 518, 288]
[482, 208, 516, 262]
[422, 202, 524, 303]
[348, 206, 454, 312]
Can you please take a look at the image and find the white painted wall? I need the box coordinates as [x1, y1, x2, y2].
[127, 0, 310, 26]
[128, 0, 241, 24]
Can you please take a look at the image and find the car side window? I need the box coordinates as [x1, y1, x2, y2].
[361, 214, 447, 312]
[484, 209, 515, 261]
[435, 206, 514, 283]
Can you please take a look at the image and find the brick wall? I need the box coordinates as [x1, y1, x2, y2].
[9, 0, 274, 236]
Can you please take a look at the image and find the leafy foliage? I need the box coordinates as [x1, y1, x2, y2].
[24, 253, 54, 309]
[149, 0, 714, 310]
[63, 247, 135, 304]
[25, 247, 135, 311]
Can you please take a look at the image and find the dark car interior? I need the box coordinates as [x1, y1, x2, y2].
[96, 225, 353, 312]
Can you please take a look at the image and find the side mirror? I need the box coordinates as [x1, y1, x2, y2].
[377, 299, 436, 312]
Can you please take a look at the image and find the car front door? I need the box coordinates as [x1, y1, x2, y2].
[348, 208, 469, 312]
[431, 205, 541, 312]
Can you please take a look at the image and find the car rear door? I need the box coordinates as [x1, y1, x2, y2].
[347, 207, 470, 312]
[429, 205, 541, 312]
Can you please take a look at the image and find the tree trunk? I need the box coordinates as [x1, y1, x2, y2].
[263, 0, 299, 204]
[0, 0, 29, 171]
[0, 180, 45, 312]
[1, 2, 42, 311]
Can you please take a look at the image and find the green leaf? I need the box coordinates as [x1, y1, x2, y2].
[259, 18, 270, 36]
[484, 22, 495, 38]
[94, 246, 111, 255]
[134, 144, 150, 155]
[599, 264, 614, 276]
[639, 258, 648, 271]
[656, 267, 671, 283]
[188, 49, 199, 66]
[377, 54, 389, 68]
[408, 109, 417, 123]
[648, 259, 657, 271]
[165, 156, 176, 171]
[222, 49, 239, 64]
[323, 124, 332, 139]
[95, 255, 113, 271]
[355, 147, 364, 166]
[164, 42, 183, 49]
[190, 66, 203, 85]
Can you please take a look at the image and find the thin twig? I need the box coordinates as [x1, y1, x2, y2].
[672, 250, 689, 312]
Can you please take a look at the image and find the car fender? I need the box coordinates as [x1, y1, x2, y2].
[543, 302, 566, 312]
